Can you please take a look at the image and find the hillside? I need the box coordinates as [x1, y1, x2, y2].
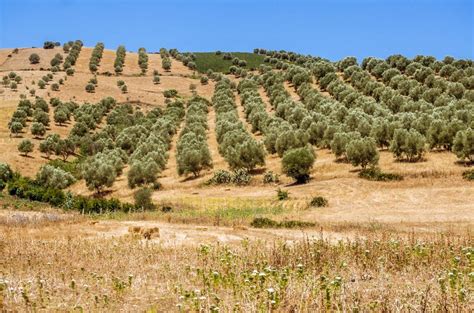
[0, 42, 473, 311]
[0, 44, 472, 228]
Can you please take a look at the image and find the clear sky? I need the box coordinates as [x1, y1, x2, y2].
[0, 0, 472, 61]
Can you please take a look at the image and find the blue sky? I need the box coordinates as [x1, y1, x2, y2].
[0, 0, 472, 61]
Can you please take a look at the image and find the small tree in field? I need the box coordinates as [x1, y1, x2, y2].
[38, 80, 46, 89]
[85, 83, 95, 93]
[153, 75, 160, 84]
[29, 53, 40, 64]
[18, 139, 34, 156]
[9, 121, 23, 137]
[282, 146, 315, 184]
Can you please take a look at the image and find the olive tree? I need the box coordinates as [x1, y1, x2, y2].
[346, 137, 379, 169]
[18, 139, 34, 156]
[36, 165, 75, 189]
[29, 53, 40, 64]
[281, 146, 315, 184]
[452, 128, 473, 163]
[82, 152, 121, 194]
[31, 122, 46, 138]
[162, 57, 172, 71]
[9, 121, 23, 136]
[390, 129, 426, 162]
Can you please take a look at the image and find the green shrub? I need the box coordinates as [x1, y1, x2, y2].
[206, 170, 232, 185]
[231, 168, 251, 186]
[134, 188, 155, 210]
[36, 165, 76, 189]
[251, 217, 315, 229]
[309, 196, 328, 208]
[462, 169, 474, 181]
[47, 158, 83, 179]
[163, 89, 178, 98]
[359, 167, 403, 181]
[263, 171, 280, 184]
[0, 163, 13, 182]
[0, 180, 5, 192]
[18, 139, 34, 156]
[276, 188, 289, 200]
[250, 217, 278, 228]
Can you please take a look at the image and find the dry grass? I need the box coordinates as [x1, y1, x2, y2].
[0, 214, 472, 311]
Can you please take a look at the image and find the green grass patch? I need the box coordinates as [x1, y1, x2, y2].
[251, 217, 315, 229]
[192, 52, 265, 73]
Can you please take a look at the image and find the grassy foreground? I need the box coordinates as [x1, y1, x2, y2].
[0, 223, 472, 311]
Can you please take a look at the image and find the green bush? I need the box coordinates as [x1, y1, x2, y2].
[251, 217, 315, 229]
[7, 174, 135, 213]
[29, 53, 40, 64]
[0, 163, 13, 182]
[163, 89, 178, 98]
[250, 217, 278, 228]
[134, 188, 155, 210]
[359, 167, 403, 181]
[206, 170, 232, 185]
[263, 171, 279, 184]
[36, 165, 76, 189]
[231, 168, 251, 186]
[276, 188, 289, 200]
[0, 180, 5, 192]
[462, 169, 474, 181]
[309, 196, 328, 208]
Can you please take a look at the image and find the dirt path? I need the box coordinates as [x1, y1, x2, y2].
[258, 87, 274, 114]
[234, 91, 263, 140]
[159, 118, 184, 186]
[123, 49, 141, 76]
[73, 47, 93, 73]
[283, 81, 301, 101]
[206, 101, 228, 170]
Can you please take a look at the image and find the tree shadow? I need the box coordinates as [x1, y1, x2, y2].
[284, 177, 313, 187]
[455, 160, 473, 167]
[92, 189, 114, 198]
[249, 168, 266, 175]
[334, 158, 350, 164]
[181, 175, 202, 183]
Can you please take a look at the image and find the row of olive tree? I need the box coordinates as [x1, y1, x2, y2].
[138, 47, 148, 74]
[114, 45, 126, 74]
[63, 40, 83, 70]
[89, 42, 105, 73]
[212, 78, 266, 171]
[176, 96, 213, 177]
[284, 61, 472, 164]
